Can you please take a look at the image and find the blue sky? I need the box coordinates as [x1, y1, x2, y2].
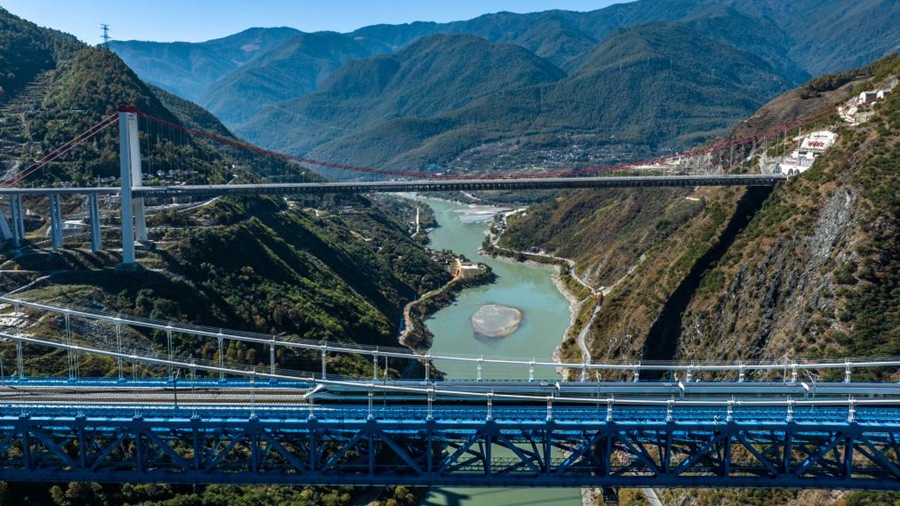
[1, 0, 625, 44]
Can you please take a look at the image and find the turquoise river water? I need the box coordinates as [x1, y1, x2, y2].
[410, 197, 582, 506]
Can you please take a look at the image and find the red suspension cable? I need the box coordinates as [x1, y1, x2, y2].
[137, 106, 839, 181]
[2, 114, 118, 187]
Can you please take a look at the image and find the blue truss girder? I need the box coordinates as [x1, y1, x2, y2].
[0, 412, 898, 489]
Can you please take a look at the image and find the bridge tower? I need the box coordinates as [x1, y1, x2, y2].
[118, 106, 147, 265]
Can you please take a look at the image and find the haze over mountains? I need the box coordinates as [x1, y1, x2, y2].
[110, 0, 900, 173]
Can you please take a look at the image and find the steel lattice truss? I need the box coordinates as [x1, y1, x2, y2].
[0, 414, 898, 489]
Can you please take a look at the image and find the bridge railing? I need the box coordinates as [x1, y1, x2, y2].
[3, 330, 899, 421]
[3, 296, 899, 384]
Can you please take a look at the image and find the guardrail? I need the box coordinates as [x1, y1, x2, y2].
[3, 296, 898, 384]
[3, 330, 900, 426]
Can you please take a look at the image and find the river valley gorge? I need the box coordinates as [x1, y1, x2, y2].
[410, 196, 583, 506]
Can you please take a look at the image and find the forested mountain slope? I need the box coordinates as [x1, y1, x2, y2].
[238, 33, 567, 158]
[0, 3, 445, 389]
[199, 31, 391, 125]
[294, 23, 790, 171]
[500, 52, 900, 506]
[108, 27, 302, 102]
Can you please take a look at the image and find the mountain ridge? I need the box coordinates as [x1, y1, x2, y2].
[198, 30, 391, 124]
[288, 22, 792, 172]
[108, 26, 303, 101]
[110, 0, 900, 134]
[237, 33, 567, 158]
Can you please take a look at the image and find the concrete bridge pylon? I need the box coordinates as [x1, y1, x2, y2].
[118, 106, 147, 265]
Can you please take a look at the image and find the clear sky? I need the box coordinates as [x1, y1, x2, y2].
[1, 0, 625, 44]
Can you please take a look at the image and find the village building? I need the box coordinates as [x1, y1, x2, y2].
[454, 259, 487, 279]
[780, 130, 836, 175]
[838, 78, 895, 124]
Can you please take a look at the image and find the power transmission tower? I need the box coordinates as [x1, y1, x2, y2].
[101, 24, 110, 49]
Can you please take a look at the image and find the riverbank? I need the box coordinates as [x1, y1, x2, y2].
[399, 264, 495, 353]
[407, 195, 603, 374]
[480, 211, 602, 370]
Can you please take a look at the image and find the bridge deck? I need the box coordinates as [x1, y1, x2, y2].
[0, 174, 787, 197]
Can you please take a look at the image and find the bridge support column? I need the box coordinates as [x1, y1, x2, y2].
[49, 194, 63, 252]
[88, 194, 102, 252]
[217, 331, 225, 382]
[118, 107, 146, 265]
[65, 311, 74, 381]
[0, 199, 11, 242]
[10, 195, 24, 247]
[15, 339, 24, 380]
[269, 336, 276, 380]
[166, 327, 174, 377]
[15, 196, 24, 241]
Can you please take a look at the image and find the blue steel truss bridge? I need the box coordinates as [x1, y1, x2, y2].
[0, 297, 897, 491]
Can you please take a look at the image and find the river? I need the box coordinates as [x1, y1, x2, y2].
[409, 196, 582, 506]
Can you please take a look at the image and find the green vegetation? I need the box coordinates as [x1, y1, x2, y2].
[0, 8, 321, 190]
[799, 54, 900, 99]
[0, 8, 80, 102]
[502, 55, 900, 383]
[500, 186, 707, 288]
[242, 23, 792, 171]
[840, 80, 900, 358]
[239, 33, 566, 159]
[200, 31, 390, 125]
[0, 482, 421, 506]
[108, 27, 303, 102]
[114, 0, 900, 147]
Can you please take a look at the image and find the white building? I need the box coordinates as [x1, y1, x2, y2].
[780, 130, 836, 175]
[857, 91, 879, 105]
[839, 79, 896, 124]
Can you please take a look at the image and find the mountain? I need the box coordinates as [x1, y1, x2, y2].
[532, 22, 791, 142]
[719, 0, 900, 76]
[237, 33, 566, 157]
[351, 0, 900, 77]
[0, 8, 81, 102]
[0, 25, 217, 185]
[0, 3, 448, 368]
[199, 31, 391, 125]
[108, 27, 302, 101]
[281, 22, 791, 171]
[501, 54, 900, 379]
[351, 11, 602, 72]
[109, 0, 900, 150]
